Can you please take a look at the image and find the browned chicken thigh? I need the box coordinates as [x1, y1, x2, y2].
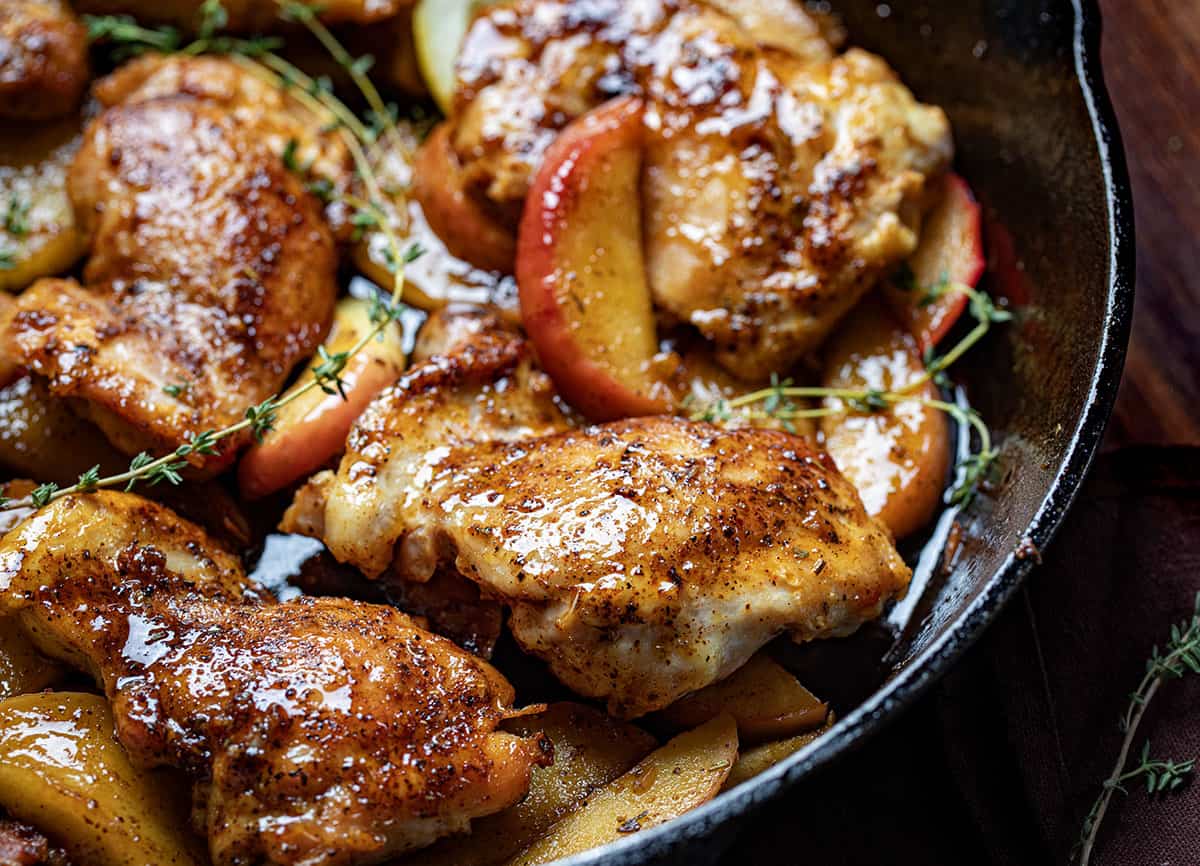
[438, 0, 951, 380]
[3, 64, 338, 460]
[0, 492, 548, 866]
[0, 0, 88, 120]
[94, 54, 355, 215]
[287, 321, 910, 717]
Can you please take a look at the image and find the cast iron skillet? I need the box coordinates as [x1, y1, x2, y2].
[559, 1, 1134, 863]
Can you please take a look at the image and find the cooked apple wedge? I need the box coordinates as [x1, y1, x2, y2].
[504, 715, 738, 866]
[353, 132, 521, 319]
[403, 703, 658, 866]
[820, 297, 951, 540]
[238, 296, 405, 499]
[652, 653, 828, 744]
[723, 724, 830, 791]
[883, 173, 985, 351]
[517, 96, 669, 421]
[412, 0, 499, 114]
[414, 123, 517, 274]
[0, 692, 205, 866]
[0, 121, 87, 294]
[0, 624, 64, 699]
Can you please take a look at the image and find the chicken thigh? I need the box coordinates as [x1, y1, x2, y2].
[3, 70, 338, 460]
[440, 0, 951, 379]
[0, 491, 547, 866]
[289, 322, 910, 717]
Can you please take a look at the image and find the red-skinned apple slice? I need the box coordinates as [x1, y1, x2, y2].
[517, 95, 669, 422]
[237, 297, 406, 500]
[883, 172, 985, 352]
[413, 122, 517, 274]
[820, 296, 950, 540]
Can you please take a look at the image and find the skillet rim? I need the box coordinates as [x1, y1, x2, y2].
[553, 0, 1136, 861]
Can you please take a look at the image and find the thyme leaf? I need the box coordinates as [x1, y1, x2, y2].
[685, 279, 1007, 510]
[75, 466, 102, 493]
[0, 0, 417, 514]
[1077, 593, 1200, 864]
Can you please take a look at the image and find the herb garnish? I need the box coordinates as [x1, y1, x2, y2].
[1077, 593, 1200, 864]
[0, 1, 417, 514]
[687, 279, 1008, 508]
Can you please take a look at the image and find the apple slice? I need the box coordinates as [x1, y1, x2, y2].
[503, 715, 737, 866]
[883, 172, 985, 351]
[0, 692, 205, 866]
[517, 96, 669, 422]
[413, 123, 517, 274]
[651, 652, 828, 743]
[412, 0, 499, 115]
[820, 297, 951, 541]
[237, 297, 405, 499]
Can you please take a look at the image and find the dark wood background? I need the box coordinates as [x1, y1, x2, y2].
[1100, 0, 1200, 448]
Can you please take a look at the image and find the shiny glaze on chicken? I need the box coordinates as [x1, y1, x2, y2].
[4, 81, 337, 459]
[95, 55, 355, 230]
[444, 0, 951, 380]
[0, 0, 88, 120]
[284, 320, 572, 576]
[289, 322, 910, 717]
[0, 492, 548, 866]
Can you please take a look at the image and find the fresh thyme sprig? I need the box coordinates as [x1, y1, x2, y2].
[0, 1, 418, 515]
[85, 0, 282, 60]
[1077, 593, 1200, 865]
[686, 280, 1007, 507]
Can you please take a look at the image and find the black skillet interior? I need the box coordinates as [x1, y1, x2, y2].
[557, 1, 1134, 863]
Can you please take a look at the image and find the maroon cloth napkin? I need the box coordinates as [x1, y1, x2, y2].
[729, 447, 1200, 865]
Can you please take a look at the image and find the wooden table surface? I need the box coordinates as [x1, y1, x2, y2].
[1100, 0, 1200, 448]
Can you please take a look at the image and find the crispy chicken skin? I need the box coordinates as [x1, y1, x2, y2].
[94, 54, 355, 219]
[73, 0, 409, 33]
[443, 0, 951, 380]
[3, 89, 337, 459]
[288, 324, 910, 717]
[283, 320, 572, 576]
[0, 0, 88, 120]
[0, 492, 548, 866]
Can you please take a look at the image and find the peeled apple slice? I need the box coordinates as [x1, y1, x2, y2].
[504, 715, 738, 866]
[0, 624, 64, 699]
[0, 692, 205, 866]
[0, 120, 87, 293]
[413, 0, 499, 114]
[652, 652, 828, 743]
[403, 703, 658, 866]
